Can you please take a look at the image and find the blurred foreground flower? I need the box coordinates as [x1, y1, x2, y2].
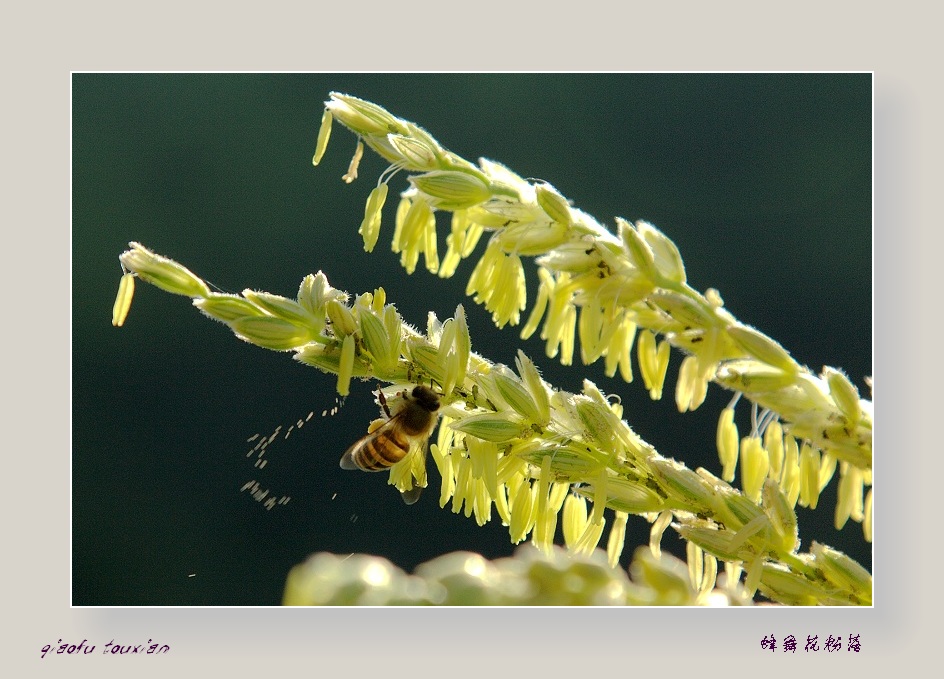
[282, 544, 735, 606]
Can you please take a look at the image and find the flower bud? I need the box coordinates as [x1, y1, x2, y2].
[824, 366, 863, 424]
[194, 294, 265, 323]
[243, 290, 319, 328]
[492, 370, 542, 425]
[535, 182, 572, 227]
[409, 170, 491, 210]
[386, 133, 439, 171]
[229, 316, 314, 351]
[449, 413, 526, 443]
[326, 92, 402, 137]
[119, 242, 211, 298]
[810, 542, 872, 602]
[326, 299, 358, 337]
[617, 218, 659, 282]
[637, 220, 686, 284]
[727, 324, 799, 374]
[358, 309, 393, 373]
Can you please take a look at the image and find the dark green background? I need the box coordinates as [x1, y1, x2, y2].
[73, 73, 871, 605]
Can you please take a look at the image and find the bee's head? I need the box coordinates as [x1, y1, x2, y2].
[410, 384, 441, 412]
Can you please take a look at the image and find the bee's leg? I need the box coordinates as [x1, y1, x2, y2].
[376, 386, 392, 418]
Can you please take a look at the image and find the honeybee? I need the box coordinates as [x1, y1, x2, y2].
[340, 384, 441, 504]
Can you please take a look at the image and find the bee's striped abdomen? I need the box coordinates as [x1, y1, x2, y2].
[340, 425, 410, 471]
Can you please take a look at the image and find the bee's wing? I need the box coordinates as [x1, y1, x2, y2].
[338, 441, 362, 470]
[400, 484, 423, 505]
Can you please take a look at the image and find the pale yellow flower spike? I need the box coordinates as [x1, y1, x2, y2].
[481, 441, 501, 503]
[391, 197, 410, 254]
[549, 482, 569, 513]
[739, 436, 769, 503]
[649, 509, 673, 559]
[520, 270, 551, 340]
[358, 184, 388, 253]
[539, 274, 570, 350]
[818, 453, 838, 493]
[798, 442, 821, 509]
[503, 469, 524, 510]
[699, 554, 719, 602]
[494, 482, 511, 525]
[617, 320, 636, 383]
[430, 444, 455, 508]
[540, 484, 566, 553]
[560, 303, 577, 366]
[607, 511, 628, 568]
[472, 480, 492, 526]
[486, 252, 522, 327]
[764, 420, 785, 480]
[509, 480, 536, 544]
[462, 222, 484, 258]
[675, 354, 698, 413]
[466, 239, 500, 300]
[312, 109, 332, 166]
[439, 211, 468, 279]
[532, 456, 553, 554]
[780, 436, 802, 508]
[637, 329, 658, 393]
[716, 407, 740, 482]
[724, 561, 743, 591]
[651, 338, 671, 400]
[687, 540, 704, 591]
[689, 368, 709, 411]
[451, 455, 472, 516]
[132, 88, 877, 600]
[112, 273, 135, 327]
[835, 463, 865, 530]
[600, 314, 621, 375]
[580, 303, 603, 365]
[398, 198, 433, 274]
[423, 209, 439, 274]
[318, 96, 873, 505]
[574, 515, 605, 556]
[118, 234, 873, 604]
[562, 492, 589, 549]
